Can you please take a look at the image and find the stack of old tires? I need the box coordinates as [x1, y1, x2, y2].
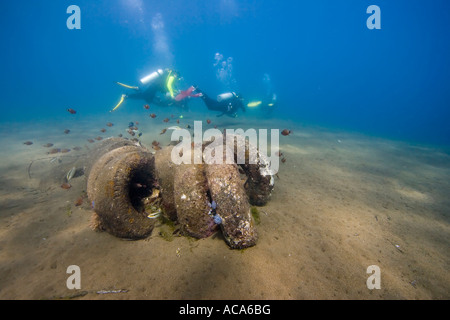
[86, 136, 274, 249]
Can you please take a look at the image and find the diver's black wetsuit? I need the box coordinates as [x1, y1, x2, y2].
[200, 92, 245, 117]
[127, 72, 168, 104]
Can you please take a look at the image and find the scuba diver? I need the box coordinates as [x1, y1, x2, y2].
[260, 73, 278, 114]
[261, 92, 278, 114]
[196, 89, 246, 118]
[111, 68, 183, 112]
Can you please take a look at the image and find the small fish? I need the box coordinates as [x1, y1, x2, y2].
[43, 143, 54, 148]
[100, 128, 106, 133]
[281, 129, 291, 136]
[106, 122, 113, 127]
[64, 129, 70, 134]
[281, 157, 287, 163]
[207, 119, 211, 124]
[61, 183, 72, 189]
[144, 104, 150, 110]
[66, 167, 76, 182]
[48, 148, 61, 154]
[73, 146, 81, 151]
[67, 108, 77, 114]
[176, 119, 180, 124]
[118, 133, 123, 137]
[152, 140, 160, 147]
[163, 118, 170, 123]
[87, 139, 95, 143]
[95, 136, 103, 141]
[147, 209, 162, 219]
[74, 197, 83, 206]
[160, 128, 167, 135]
[150, 113, 157, 118]
[60, 148, 71, 153]
[135, 121, 139, 125]
[128, 122, 134, 128]
[186, 125, 191, 129]
[127, 129, 135, 136]
[152, 145, 161, 150]
[23, 141, 33, 145]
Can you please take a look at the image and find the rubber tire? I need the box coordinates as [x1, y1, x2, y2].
[87, 145, 156, 239]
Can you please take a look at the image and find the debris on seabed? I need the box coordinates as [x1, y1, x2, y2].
[96, 289, 129, 294]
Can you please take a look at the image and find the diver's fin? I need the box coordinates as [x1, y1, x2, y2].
[116, 82, 139, 90]
[110, 94, 126, 112]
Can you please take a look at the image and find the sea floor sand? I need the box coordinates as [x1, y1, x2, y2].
[0, 112, 449, 299]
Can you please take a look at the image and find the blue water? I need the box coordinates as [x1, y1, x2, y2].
[1, 0, 450, 145]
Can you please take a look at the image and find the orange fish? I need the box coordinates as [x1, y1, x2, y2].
[150, 113, 157, 118]
[48, 148, 61, 154]
[206, 119, 211, 124]
[144, 104, 150, 110]
[67, 108, 76, 114]
[281, 129, 291, 136]
[74, 197, 83, 206]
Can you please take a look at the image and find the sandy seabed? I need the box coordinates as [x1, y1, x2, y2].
[0, 111, 449, 300]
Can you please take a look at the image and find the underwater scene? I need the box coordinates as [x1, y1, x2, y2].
[0, 0, 449, 301]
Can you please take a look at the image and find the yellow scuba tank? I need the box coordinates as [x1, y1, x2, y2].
[140, 69, 164, 85]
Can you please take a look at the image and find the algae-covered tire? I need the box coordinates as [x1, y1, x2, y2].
[84, 137, 136, 177]
[173, 163, 216, 238]
[154, 146, 178, 221]
[87, 145, 156, 239]
[224, 133, 274, 206]
[204, 147, 257, 249]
